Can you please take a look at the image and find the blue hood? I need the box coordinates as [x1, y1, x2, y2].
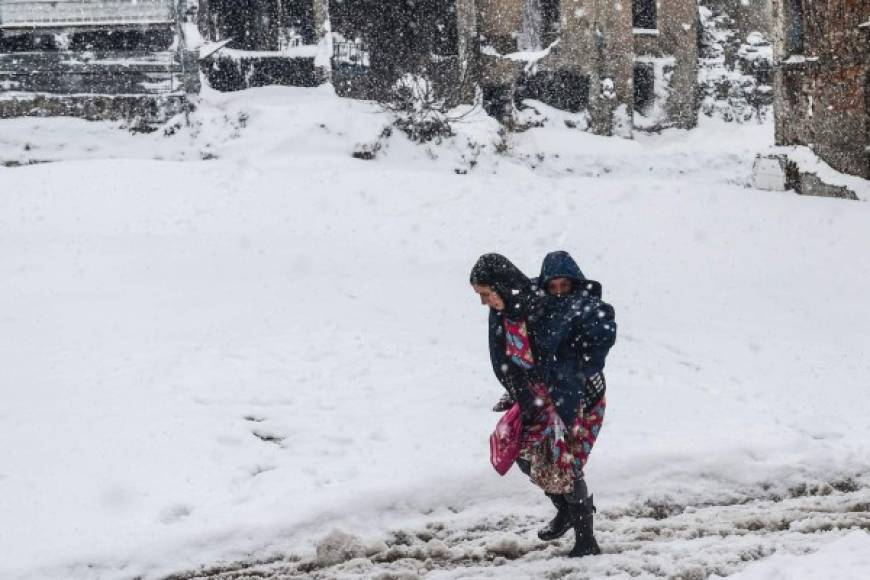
[539, 251, 602, 298]
[539, 251, 585, 287]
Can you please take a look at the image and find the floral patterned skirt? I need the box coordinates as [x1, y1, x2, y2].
[519, 383, 606, 494]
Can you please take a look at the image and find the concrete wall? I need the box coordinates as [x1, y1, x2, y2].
[772, 0, 869, 179]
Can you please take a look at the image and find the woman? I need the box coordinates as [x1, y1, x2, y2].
[470, 253, 616, 557]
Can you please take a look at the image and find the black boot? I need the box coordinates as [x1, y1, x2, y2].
[538, 494, 572, 541]
[566, 480, 601, 557]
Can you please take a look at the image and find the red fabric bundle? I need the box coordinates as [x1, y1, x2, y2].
[490, 402, 522, 475]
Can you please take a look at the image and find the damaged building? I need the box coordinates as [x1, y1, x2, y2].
[770, 0, 869, 181]
[329, 0, 700, 135]
[0, 0, 200, 120]
[0, 0, 332, 119]
[478, 0, 700, 133]
[2, 0, 704, 134]
[197, 0, 329, 90]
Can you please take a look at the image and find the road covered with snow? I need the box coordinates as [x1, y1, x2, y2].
[1, 87, 869, 579]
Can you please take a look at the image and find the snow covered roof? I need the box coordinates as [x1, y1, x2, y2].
[0, 0, 176, 30]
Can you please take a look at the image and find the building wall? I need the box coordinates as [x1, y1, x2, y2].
[477, 0, 524, 51]
[772, 0, 869, 179]
[456, 0, 480, 101]
[704, 0, 773, 39]
[320, 0, 704, 133]
[313, 0, 329, 39]
[633, 0, 700, 129]
[199, 0, 329, 92]
[469, 0, 700, 132]
[539, 1, 634, 134]
[0, 0, 198, 120]
[528, 0, 699, 132]
[475, 0, 523, 88]
[200, 0, 327, 49]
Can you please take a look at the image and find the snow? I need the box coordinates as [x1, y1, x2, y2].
[213, 46, 320, 60]
[720, 532, 870, 580]
[0, 0, 175, 29]
[633, 56, 676, 131]
[1, 86, 870, 579]
[502, 39, 560, 66]
[782, 55, 819, 65]
[199, 39, 234, 61]
[698, 6, 773, 124]
[772, 144, 870, 201]
[751, 156, 787, 191]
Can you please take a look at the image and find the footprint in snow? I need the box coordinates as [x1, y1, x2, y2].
[162, 475, 870, 579]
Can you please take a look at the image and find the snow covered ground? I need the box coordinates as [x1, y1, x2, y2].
[1, 87, 869, 580]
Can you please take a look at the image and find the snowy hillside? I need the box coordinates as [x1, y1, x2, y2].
[1, 87, 869, 580]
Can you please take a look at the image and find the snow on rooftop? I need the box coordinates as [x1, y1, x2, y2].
[0, 0, 175, 29]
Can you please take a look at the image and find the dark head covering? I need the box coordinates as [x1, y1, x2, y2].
[470, 253, 534, 316]
[539, 250, 603, 299]
[539, 251, 585, 288]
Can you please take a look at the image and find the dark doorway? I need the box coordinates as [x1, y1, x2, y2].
[519, 70, 590, 113]
[633, 63, 655, 114]
[483, 85, 514, 122]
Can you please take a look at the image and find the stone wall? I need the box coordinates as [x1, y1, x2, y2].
[308, 0, 703, 133]
[521, 0, 699, 133]
[632, 0, 700, 129]
[475, 0, 522, 89]
[477, 0, 524, 51]
[705, 0, 773, 39]
[772, 0, 869, 179]
[543, 0, 634, 134]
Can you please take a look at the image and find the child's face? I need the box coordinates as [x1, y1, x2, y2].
[547, 278, 572, 297]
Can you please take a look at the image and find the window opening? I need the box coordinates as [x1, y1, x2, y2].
[784, 0, 804, 55]
[633, 0, 657, 30]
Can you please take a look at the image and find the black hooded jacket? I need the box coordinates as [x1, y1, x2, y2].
[536, 251, 616, 419]
[470, 254, 546, 412]
[472, 253, 617, 426]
